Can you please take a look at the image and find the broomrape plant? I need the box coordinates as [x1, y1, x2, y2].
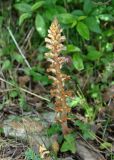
[45, 18, 72, 135]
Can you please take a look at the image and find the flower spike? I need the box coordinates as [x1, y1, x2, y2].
[45, 18, 72, 135]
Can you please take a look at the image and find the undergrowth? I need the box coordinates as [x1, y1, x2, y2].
[0, 0, 114, 160]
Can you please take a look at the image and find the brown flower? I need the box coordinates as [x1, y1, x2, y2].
[45, 18, 72, 135]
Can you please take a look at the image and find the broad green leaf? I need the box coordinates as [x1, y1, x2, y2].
[83, 0, 93, 14]
[45, 6, 66, 21]
[2, 60, 11, 71]
[14, 3, 32, 13]
[73, 53, 84, 71]
[58, 13, 74, 24]
[32, 1, 45, 11]
[61, 134, 76, 153]
[35, 14, 46, 37]
[72, 10, 84, 16]
[85, 16, 101, 33]
[87, 46, 102, 61]
[67, 44, 81, 53]
[76, 22, 89, 40]
[19, 13, 31, 25]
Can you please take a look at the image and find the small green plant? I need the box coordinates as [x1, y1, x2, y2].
[25, 148, 42, 160]
[74, 120, 95, 140]
[61, 133, 76, 153]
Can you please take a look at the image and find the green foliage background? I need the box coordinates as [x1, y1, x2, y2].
[0, 0, 114, 159]
[0, 0, 114, 116]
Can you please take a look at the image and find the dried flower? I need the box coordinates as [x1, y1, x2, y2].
[45, 18, 72, 135]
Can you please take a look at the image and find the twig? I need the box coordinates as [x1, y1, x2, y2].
[7, 27, 31, 68]
[23, 27, 34, 49]
[0, 77, 50, 102]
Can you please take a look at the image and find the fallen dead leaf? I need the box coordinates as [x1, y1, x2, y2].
[18, 75, 30, 87]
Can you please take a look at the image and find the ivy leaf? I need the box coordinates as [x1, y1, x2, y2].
[73, 53, 84, 71]
[76, 22, 89, 40]
[35, 14, 46, 37]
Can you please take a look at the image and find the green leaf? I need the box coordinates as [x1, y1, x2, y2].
[10, 90, 18, 98]
[14, 3, 32, 13]
[75, 120, 94, 140]
[112, 0, 114, 5]
[35, 14, 46, 37]
[99, 14, 114, 21]
[2, 60, 11, 71]
[13, 54, 24, 63]
[32, 1, 45, 11]
[58, 13, 74, 24]
[78, 16, 87, 21]
[69, 97, 81, 107]
[100, 142, 112, 150]
[47, 124, 61, 136]
[83, 0, 93, 14]
[45, 6, 67, 21]
[76, 22, 89, 40]
[85, 16, 101, 33]
[19, 13, 31, 25]
[87, 46, 102, 61]
[106, 43, 113, 52]
[72, 10, 84, 16]
[67, 44, 81, 53]
[73, 53, 84, 71]
[61, 134, 76, 153]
